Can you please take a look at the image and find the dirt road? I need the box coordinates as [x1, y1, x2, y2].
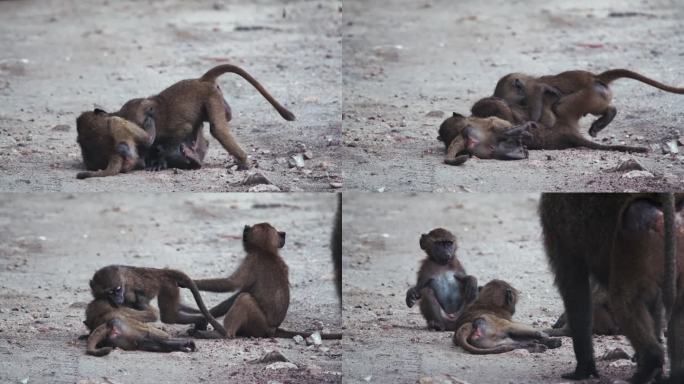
[342, 193, 636, 384]
[343, 0, 684, 192]
[0, 0, 341, 192]
[0, 193, 341, 384]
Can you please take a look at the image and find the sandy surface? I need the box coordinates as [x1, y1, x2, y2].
[342, 0, 684, 192]
[0, 0, 341, 192]
[342, 193, 640, 384]
[0, 193, 342, 384]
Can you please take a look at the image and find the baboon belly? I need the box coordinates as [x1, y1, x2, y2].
[429, 272, 463, 313]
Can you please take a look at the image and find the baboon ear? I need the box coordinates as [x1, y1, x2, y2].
[419, 234, 428, 250]
[94, 108, 107, 115]
[278, 231, 286, 248]
[505, 288, 514, 306]
[452, 112, 464, 118]
[243, 225, 251, 237]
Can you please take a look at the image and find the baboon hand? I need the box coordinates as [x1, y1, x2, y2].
[406, 287, 420, 308]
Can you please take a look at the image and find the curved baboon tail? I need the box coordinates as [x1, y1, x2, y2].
[444, 154, 470, 166]
[453, 324, 516, 355]
[274, 328, 343, 340]
[76, 156, 124, 180]
[167, 270, 228, 337]
[567, 135, 648, 153]
[662, 193, 677, 320]
[597, 69, 684, 94]
[199, 64, 296, 121]
[86, 324, 113, 357]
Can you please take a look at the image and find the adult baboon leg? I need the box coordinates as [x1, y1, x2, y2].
[205, 95, 248, 169]
[668, 295, 684, 383]
[444, 136, 469, 166]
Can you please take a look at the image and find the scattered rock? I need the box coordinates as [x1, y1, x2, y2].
[329, 182, 342, 189]
[613, 158, 644, 172]
[621, 170, 654, 178]
[508, 348, 531, 357]
[248, 184, 281, 192]
[288, 154, 305, 168]
[661, 140, 679, 154]
[306, 332, 322, 346]
[303, 151, 313, 160]
[425, 110, 444, 118]
[419, 375, 470, 384]
[51, 124, 70, 132]
[608, 359, 635, 368]
[250, 350, 289, 364]
[601, 347, 631, 361]
[293, 335, 304, 344]
[265, 361, 298, 370]
[242, 172, 272, 186]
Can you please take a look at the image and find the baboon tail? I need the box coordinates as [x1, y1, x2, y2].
[199, 64, 296, 121]
[566, 135, 648, 153]
[453, 324, 517, 355]
[167, 270, 228, 337]
[274, 328, 343, 340]
[597, 69, 684, 94]
[77, 156, 124, 179]
[662, 193, 677, 319]
[86, 324, 113, 357]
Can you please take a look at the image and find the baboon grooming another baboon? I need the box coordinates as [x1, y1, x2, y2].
[452, 279, 562, 354]
[405, 228, 479, 330]
[89, 265, 227, 337]
[76, 107, 155, 179]
[84, 298, 195, 356]
[437, 113, 534, 165]
[493, 69, 684, 138]
[189, 223, 342, 339]
[540, 193, 682, 383]
[116, 64, 296, 171]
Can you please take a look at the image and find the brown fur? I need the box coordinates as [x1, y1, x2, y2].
[332, 193, 342, 301]
[539, 193, 682, 383]
[546, 280, 621, 337]
[76, 107, 155, 179]
[189, 223, 342, 339]
[89, 265, 226, 336]
[84, 298, 195, 356]
[437, 112, 534, 166]
[452, 280, 562, 354]
[116, 64, 295, 171]
[405, 228, 478, 331]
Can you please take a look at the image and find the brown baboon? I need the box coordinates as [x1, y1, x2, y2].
[437, 113, 534, 166]
[189, 223, 342, 339]
[145, 123, 209, 171]
[405, 228, 479, 331]
[84, 298, 195, 356]
[539, 193, 682, 383]
[494, 69, 684, 137]
[452, 279, 562, 354]
[116, 64, 295, 171]
[76, 107, 155, 179]
[470, 96, 646, 153]
[546, 280, 621, 337]
[89, 265, 227, 336]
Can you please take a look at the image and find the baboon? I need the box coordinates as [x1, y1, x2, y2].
[546, 280, 621, 337]
[452, 279, 562, 354]
[84, 298, 195, 356]
[116, 64, 295, 171]
[405, 228, 479, 331]
[540, 193, 682, 383]
[145, 124, 209, 171]
[76, 107, 155, 179]
[437, 113, 534, 165]
[89, 265, 227, 337]
[188, 223, 342, 339]
[470, 96, 646, 153]
[494, 69, 684, 137]
[332, 193, 342, 301]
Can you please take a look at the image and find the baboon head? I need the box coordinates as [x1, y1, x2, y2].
[420, 228, 457, 265]
[478, 279, 519, 315]
[493, 73, 529, 106]
[118, 98, 157, 126]
[243, 222, 286, 254]
[90, 266, 125, 306]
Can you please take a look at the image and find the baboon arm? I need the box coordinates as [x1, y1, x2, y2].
[193, 277, 243, 292]
[116, 306, 159, 323]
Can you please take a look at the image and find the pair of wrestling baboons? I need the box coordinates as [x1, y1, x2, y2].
[406, 194, 682, 384]
[84, 196, 342, 356]
[438, 69, 684, 165]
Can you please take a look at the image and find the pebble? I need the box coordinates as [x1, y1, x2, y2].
[265, 361, 298, 370]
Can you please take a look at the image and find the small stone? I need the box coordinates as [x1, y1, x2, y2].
[303, 151, 313, 160]
[293, 335, 304, 344]
[609, 359, 635, 368]
[265, 361, 298, 370]
[248, 184, 281, 192]
[621, 170, 654, 178]
[242, 172, 272, 186]
[613, 159, 644, 172]
[425, 110, 444, 118]
[305, 331, 322, 346]
[601, 347, 630, 361]
[249, 350, 289, 364]
[329, 182, 342, 189]
[288, 154, 305, 168]
[662, 140, 679, 154]
[51, 124, 70, 132]
[509, 348, 531, 357]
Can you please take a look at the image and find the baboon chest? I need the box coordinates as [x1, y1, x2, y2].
[429, 271, 463, 314]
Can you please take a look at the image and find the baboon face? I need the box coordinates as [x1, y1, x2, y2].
[437, 113, 466, 148]
[243, 223, 286, 252]
[494, 73, 528, 105]
[420, 228, 457, 265]
[90, 266, 125, 306]
[462, 122, 531, 161]
[480, 279, 518, 315]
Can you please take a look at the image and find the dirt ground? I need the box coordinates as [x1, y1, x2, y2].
[342, 193, 642, 384]
[342, 0, 684, 192]
[0, 0, 341, 192]
[0, 193, 342, 384]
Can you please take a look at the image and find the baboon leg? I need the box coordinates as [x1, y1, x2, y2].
[157, 285, 210, 325]
[76, 156, 124, 179]
[554, 85, 612, 123]
[179, 303, 200, 314]
[419, 288, 447, 331]
[668, 295, 684, 383]
[205, 94, 248, 169]
[444, 136, 469, 166]
[137, 335, 195, 353]
[588, 106, 617, 137]
[505, 323, 545, 338]
[223, 293, 270, 338]
[191, 292, 241, 331]
[111, 119, 154, 147]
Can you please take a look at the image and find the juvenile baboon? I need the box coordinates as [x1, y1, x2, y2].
[540, 193, 682, 383]
[470, 96, 646, 153]
[437, 113, 534, 165]
[89, 265, 227, 336]
[116, 64, 296, 171]
[76, 107, 156, 179]
[145, 124, 209, 171]
[405, 228, 479, 331]
[84, 298, 195, 356]
[189, 223, 342, 339]
[452, 279, 562, 354]
[494, 69, 684, 137]
[546, 280, 621, 337]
